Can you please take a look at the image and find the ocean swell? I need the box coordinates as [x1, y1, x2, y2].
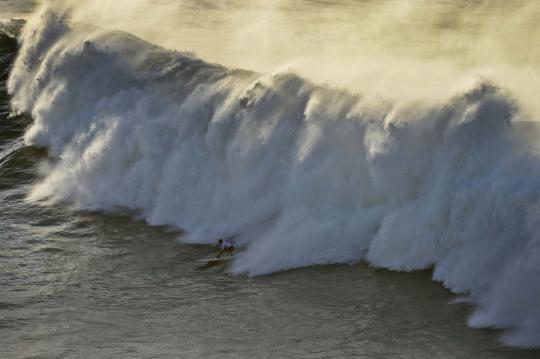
[8, 5, 540, 347]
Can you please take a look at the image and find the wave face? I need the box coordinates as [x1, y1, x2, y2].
[9, 5, 540, 348]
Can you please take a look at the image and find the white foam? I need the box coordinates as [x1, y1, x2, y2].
[9, 4, 540, 348]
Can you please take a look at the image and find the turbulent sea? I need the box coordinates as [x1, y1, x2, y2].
[2, 1, 540, 358]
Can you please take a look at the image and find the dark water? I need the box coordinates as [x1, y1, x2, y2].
[1, 8, 540, 359]
[2, 195, 539, 358]
[1, 193, 538, 359]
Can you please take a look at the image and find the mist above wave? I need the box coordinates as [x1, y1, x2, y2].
[50, 0, 540, 117]
[8, 3, 540, 348]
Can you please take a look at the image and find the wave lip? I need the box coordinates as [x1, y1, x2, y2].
[9, 4, 540, 348]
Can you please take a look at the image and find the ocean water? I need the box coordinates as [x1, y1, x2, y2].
[0, 1, 36, 20]
[2, 1, 540, 358]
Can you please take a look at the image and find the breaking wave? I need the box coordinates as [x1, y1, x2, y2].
[8, 5, 540, 348]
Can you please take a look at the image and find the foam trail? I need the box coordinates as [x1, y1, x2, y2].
[9, 4, 540, 348]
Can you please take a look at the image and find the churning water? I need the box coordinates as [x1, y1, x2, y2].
[2, 1, 540, 358]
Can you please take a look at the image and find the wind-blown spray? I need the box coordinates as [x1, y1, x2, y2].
[9, 1, 540, 348]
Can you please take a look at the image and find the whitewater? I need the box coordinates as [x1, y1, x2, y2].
[7, 0, 540, 349]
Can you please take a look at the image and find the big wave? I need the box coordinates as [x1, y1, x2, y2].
[9, 5, 540, 347]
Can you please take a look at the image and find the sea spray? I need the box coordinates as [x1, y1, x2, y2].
[9, 4, 540, 348]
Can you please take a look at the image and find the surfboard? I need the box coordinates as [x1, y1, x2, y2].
[196, 256, 233, 264]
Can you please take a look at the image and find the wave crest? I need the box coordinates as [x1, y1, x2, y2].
[9, 5, 540, 348]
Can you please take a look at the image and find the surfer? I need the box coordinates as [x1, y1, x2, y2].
[216, 238, 234, 258]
